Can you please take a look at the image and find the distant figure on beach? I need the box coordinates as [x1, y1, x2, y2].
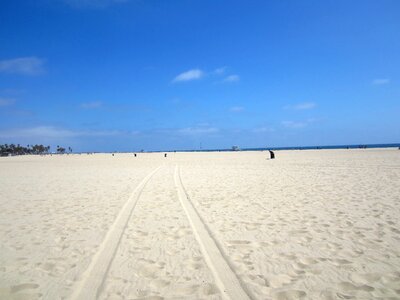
[112, 153, 114, 156]
[164, 153, 167, 158]
[134, 153, 137, 157]
[269, 150, 275, 159]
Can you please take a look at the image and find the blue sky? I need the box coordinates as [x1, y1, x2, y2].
[0, 0, 399, 152]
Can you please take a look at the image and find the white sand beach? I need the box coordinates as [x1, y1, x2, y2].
[1, 149, 400, 300]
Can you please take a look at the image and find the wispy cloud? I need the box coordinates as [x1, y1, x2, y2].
[172, 69, 204, 83]
[284, 102, 316, 110]
[213, 67, 227, 75]
[172, 67, 240, 85]
[0, 97, 16, 107]
[223, 75, 240, 83]
[0, 126, 132, 139]
[281, 121, 307, 128]
[0, 126, 76, 139]
[80, 101, 103, 109]
[253, 126, 274, 133]
[0, 57, 45, 75]
[282, 117, 320, 128]
[372, 78, 390, 85]
[229, 106, 244, 112]
[63, 0, 129, 9]
[177, 126, 219, 135]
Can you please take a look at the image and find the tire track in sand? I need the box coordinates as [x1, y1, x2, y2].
[174, 165, 252, 300]
[71, 165, 163, 300]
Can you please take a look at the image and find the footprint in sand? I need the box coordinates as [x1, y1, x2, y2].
[173, 284, 200, 296]
[137, 263, 164, 279]
[149, 279, 170, 289]
[227, 240, 254, 250]
[298, 257, 318, 265]
[269, 274, 293, 288]
[247, 274, 270, 287]
[338, 281, 375, 292]
[227, 240, 251, 245]
[185, 257, 204, 270]
[200, 283, 220, 296]
[350, 273, 381, 284]
[331, 258, 352, 266]
[134, 296, 164, 300]
[0, 283, 42, 300]
[9, 283, 39, 294]
[272, 289, 307, 300]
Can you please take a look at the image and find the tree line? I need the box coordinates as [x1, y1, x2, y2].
[0, 144, 72, 156]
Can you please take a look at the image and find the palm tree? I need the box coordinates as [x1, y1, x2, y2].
[57, 146, 66, 154]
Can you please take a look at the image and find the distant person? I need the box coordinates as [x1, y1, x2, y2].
[112, 153, 114, 156]
[269, 150, 275, 159]
[164, 153, 167, 158]
[134, 153, 137, 157]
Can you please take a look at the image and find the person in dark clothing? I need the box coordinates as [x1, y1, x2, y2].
[134, 153, 137, 157]
[269, 150, 275, 159]
[164, 153, 167, 158]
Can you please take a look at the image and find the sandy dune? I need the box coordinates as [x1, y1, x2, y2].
[1, 149, 400, 299]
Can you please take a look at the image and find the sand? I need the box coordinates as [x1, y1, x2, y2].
[0, 149, 399, 300]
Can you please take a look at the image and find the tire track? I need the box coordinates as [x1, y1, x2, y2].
[71, 165, 163, 300]
[174, 165, 252, 300]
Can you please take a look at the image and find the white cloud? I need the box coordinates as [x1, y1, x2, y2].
[372, 78, 390, 85]
[284, 102, 316, 110]
[229, 106, 244, 112]
[281, 121, 307, 128]
[172, 69, 204, 82]
[281, 117, 320, 129]
[172, 68, 240, 84]
[0, 97, 16, 107]
[0, 57, 45, 75]
[223, 75, 240, 83]
[177, 126, 219, 135]
[0, 126, 129, 139]
[80, 101, 103, 109]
